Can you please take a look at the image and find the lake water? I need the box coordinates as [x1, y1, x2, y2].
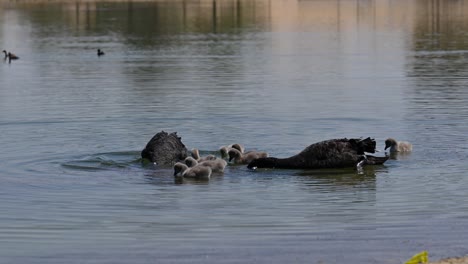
[1, 0, 468, 263]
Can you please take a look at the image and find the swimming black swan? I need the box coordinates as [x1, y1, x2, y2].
[247, 137, 388, 170]
[385, 138, 412, 153]
[141, 131, 189, 166]
[97, 49, 105, 56]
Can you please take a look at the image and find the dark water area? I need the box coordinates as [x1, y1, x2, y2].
[2, 0, 468, 263]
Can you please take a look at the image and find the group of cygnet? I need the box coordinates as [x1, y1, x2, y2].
[173, 143, 268, 180]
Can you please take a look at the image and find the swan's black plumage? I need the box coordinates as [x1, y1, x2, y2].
[141, 131, 188, 166]
[247, 137, 388, 169]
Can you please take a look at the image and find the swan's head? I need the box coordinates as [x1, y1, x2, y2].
[384, 138, 397, 150]
[191, 148, 201, 160]
[228, 148, 241, 162]
[219, 146, 229, 158]
[184, 157, 198, 167]
[141, 148, 154, 163]
[173, 162, 188, 177]
[230, 143, 244, 153]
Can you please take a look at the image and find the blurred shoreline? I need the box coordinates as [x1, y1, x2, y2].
[431, 256, 468, 264]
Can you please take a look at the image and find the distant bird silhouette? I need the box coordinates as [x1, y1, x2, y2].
[8, 52, 19, 60]
[97, 49, 105, 56]
[3, 50, 19, 62]
[247, 137, 388, 170]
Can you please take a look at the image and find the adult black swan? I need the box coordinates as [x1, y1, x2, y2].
[141, 131, 189, 166]
[247, 137, 388, 170]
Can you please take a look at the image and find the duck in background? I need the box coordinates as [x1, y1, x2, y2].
[3, 50, 19, 62]
[97, 49, 105, 56]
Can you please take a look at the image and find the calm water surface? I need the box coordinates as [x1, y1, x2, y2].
[1, 0, 468, 263]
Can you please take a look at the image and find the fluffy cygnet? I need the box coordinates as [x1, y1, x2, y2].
[185, 157, 227, 173]
[191, 148, 216, 161]
[384, 138, 413, 153]
[219, 143, 244, 159]
[228, 148, 268, 164]
[173, 162, 211, 180]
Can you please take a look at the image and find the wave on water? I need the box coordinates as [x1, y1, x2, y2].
[61, 151, 143, 171]
[61, 149, 222, 171]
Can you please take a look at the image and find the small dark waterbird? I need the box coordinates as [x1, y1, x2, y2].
[3, 50, 19, 62]
[97, 49, 105, 56]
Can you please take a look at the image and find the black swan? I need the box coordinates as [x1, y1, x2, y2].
[385, 138, 412, 153]
[141, 131, 188, 166]
[97, 49, 105, 56]
[247, 137, 388, 170]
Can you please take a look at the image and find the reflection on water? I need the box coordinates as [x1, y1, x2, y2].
[387, 151, 413, 161]
[2, 0, 468, 263]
